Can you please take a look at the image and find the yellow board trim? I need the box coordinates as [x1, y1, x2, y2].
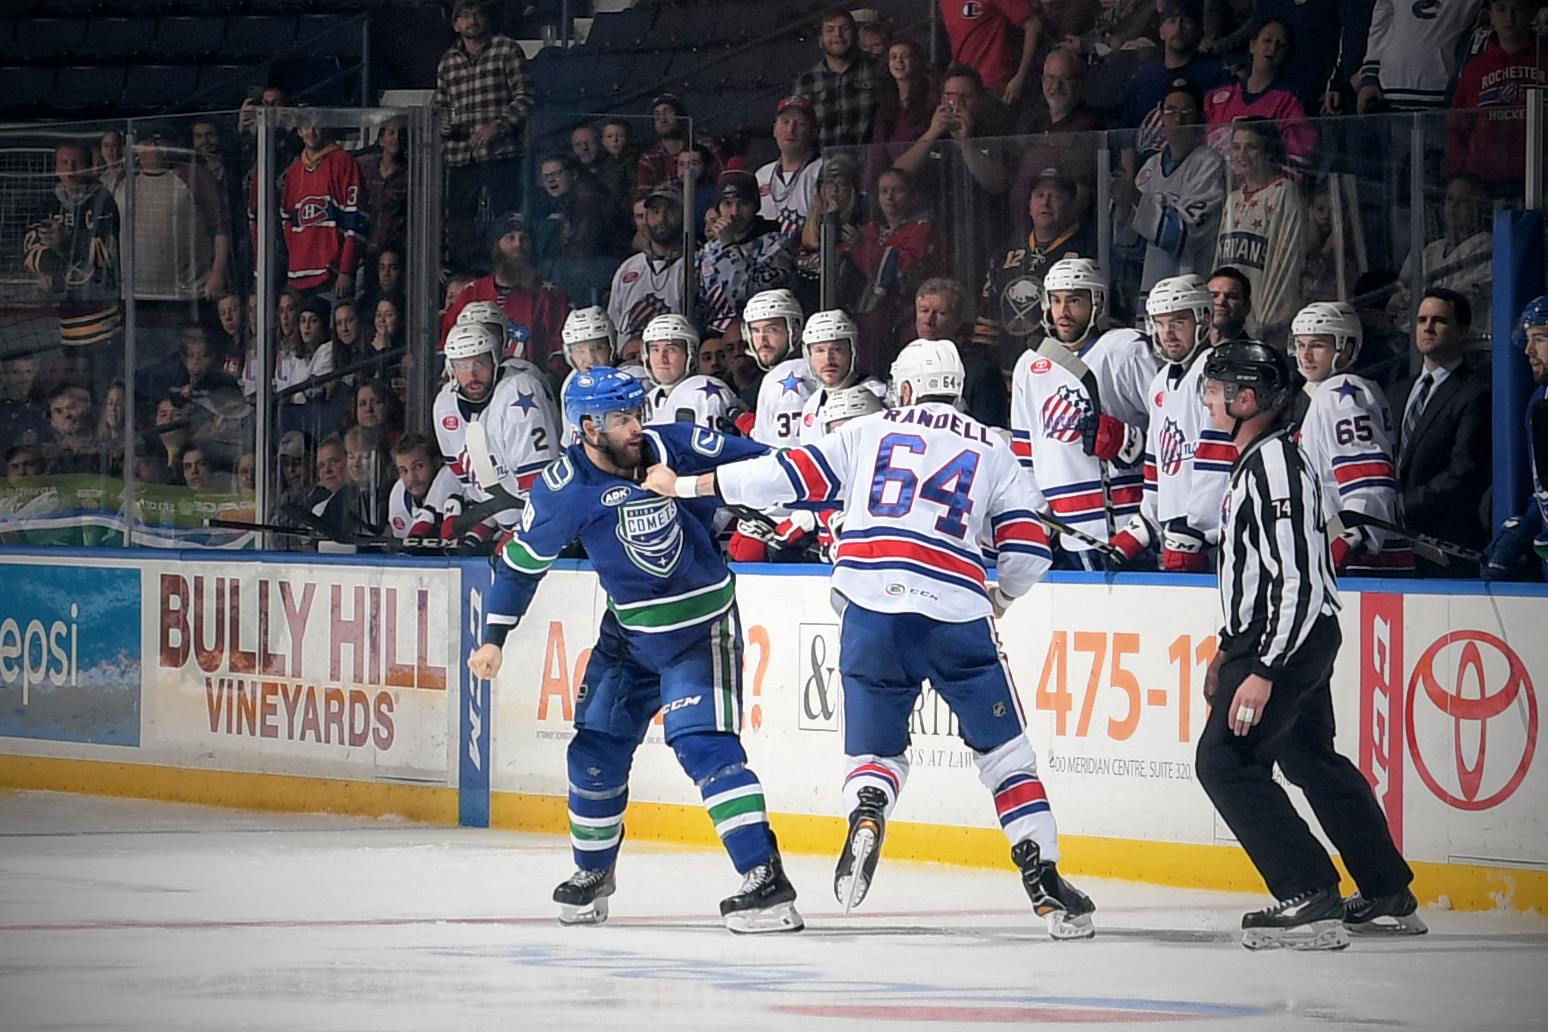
[0, 755, 458, 826]
[491, 790, 1548, 915]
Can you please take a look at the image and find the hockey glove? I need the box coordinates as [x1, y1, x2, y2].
[1109, 514, 1153, 562]
[1160, 520, 1209, 573]
[726, 518, 777, 563]
[1329, 526, 1368, 573]
[772, 509, 818, 550]
[1481, 516, 1536, 580]
[733, 411, 758, 437]
[1080, 413, 1144, 464]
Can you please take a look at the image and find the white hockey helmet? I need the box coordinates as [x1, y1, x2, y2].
[561, 305, 618, 366]
[889, 338, 965, 406]
[1040, 257, 1107, 342]
[642, 312, 699, 387]
[741, 288, 805, 370]
[443, 321, 502, 362]
[1291, 301, 1362, 369]
[455, 300, 523, 359]
[1145, 275, 1213, 363]
[820, 384, 886, 432]
[801, 308, 859, 388]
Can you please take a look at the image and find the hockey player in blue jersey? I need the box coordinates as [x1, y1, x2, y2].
[466, 367, 803, 934]
[642, 339, 1098, 940]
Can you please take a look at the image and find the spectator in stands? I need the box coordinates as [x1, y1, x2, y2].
[609, 183, 687, 356]
[1207, 265, 1253, 344]
[868, 37, 938, 181]
[95, 379, 125, 476]
[115, 123, 232, 311]
[343, 425, 391, 534]
[167, 325, 242, 410]
[758, 97, 824, 243]
[350, 379, 404, 444]
[440, 213, 571, 369]
[792, 154, 863, 309]
[305, 433, 355, 538]
[363, 296, 406, 394]
[279, 113, 366, 299]
[4, 444, 47, 488]
[535, 154, 628, 304]
[1202, 0, 1255, 55]
[151, 395, 193, 474]
[1353, 0, 1480, 113]
[1009, 49, 1102, 218]
[697, 335, 737, 383]
[276, 430, 314, 512]
[916, 277, 1009, 428]
[293, 298, 338, 402]
[23, 139, 122, 403]
[793, 9, 883, 151]
[443, 272, 475, 317]
[599, 117, 640, 200]
[359, 115, 409, 261]
[858, 14, 891, 59]
[1299, 182, 1362, 303]
[435, 0, 535, 271]
[1251, 0, 1368, 110]
[1202, 19, 1318, 180]
[1447, 0, 1548, 196]
[42, 384, 98, 474]
[1394, 288, 1493, 575]
[837, 167, 944, 365]
[697, 169, 798, 340]
[571, 122, 626, 208]
[676, 146, 719, 240]
[178, 444, 219, 491]
[637, 94, 724, 193]
[1214, 118, 1307, 344]
[1126, 79, 1225, 293]
[212, 291, 245, 368]
[1392, 174, 1494, 342]
[190, 118, 244, 277]
[95, 129, 125, 196]
[236, 450, 255, 493]
[1121, 1, 1231, 171]
[1350, 269, 1409, 393]
[939, 0, 1044, 104]
[360, 249, 404, 321]
[331, 299, 364, 376]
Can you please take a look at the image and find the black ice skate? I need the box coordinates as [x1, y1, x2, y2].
[1343, 888, 1427, 936]
[1241, 886, 1349, 951]
[553, 865, 616, 926]
[1011, 840, 1095, 940]
[834, 786, 887, 914]
[720, 851, 804, 934]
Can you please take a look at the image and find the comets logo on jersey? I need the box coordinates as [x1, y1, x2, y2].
[617, 498, 684, 578]
[1041, 386, 1090, 443]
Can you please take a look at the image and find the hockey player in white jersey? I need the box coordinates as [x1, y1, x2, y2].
[1010, 258, 1157, 567]
[454, 300, 559, 404]
[1109, 276, 1236, 571]
[432, 321, 561, 537]
[796, 309, 887, 444]
[645, 339, 1096, 940]
[386, 433, 464, 551]
[743, 289, 814, 446]
[559, 306, 648, 444]
[640, 313, 744, 432]
[1291, 302, 1412, 574]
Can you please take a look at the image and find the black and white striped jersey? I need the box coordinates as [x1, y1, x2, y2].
[1218, 424, 1341, 677]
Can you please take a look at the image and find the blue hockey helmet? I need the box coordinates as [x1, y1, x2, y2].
[1516, 295, 1548, 349]
[564, 366, 646, 431]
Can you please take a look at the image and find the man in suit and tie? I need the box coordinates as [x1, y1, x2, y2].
[1394, 288, 1492, 577]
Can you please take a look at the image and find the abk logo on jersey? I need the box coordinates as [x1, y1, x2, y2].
[1158, 416, 1190, 476]
[616, 498, 684, 577]
[600, 486, 632, 507]
[1041, 385, 1089, 442]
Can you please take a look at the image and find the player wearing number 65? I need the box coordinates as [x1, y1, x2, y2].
[644, 338, 1098, 940]
[467, 367, 804, 934]
[1198, 341, 1422, 951]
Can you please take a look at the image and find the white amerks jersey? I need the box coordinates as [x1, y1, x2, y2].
[645, 375, 745, 434]
[1298, 372, 1412, 572]
[1140, 353, 1235, 543]
[718, 402, 1053, 621]
[434, 363, 561, 507]
[753, 358, 816, 446]
[607, 252, 684, 342]
[798, 378, 887, 443]
[561, 363, 649, 444]
[387, 465, 464, 544]
[1010, 329, 1157, 548]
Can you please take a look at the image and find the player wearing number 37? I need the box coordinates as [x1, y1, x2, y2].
[1197, 341, 1421, 951]
[645, 338, 1098, 940]
[467, 368, 804, 934]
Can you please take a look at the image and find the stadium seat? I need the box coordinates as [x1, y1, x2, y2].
[125, 64, 199, 111]
[299, 15, 366, 60]
[193, 65, 257, 111]
[586, 8, 655, 54]
[0, 65, 56, 112]
[223, 16, 298, 61]
[52, 65, 125, 112]
[154, 16, 228, 60]
[83, 16, 156, 58]
[14, 17, 88, 61]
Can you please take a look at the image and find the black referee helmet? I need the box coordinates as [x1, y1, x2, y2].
[1203, 340, 1293, 412]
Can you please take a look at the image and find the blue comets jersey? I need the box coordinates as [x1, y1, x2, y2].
[486, 422, 768, 664]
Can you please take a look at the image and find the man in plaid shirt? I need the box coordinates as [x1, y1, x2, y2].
[792, 9, 882, 152]
[434, 0, 535, 268]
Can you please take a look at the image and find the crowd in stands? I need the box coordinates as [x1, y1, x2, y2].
[2, 0, 1545, 580]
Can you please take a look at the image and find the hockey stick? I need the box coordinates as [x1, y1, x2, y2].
[1335, 511, 1484, 565]
[204, 517, 400, 550]
[463, 418, 527, 516]
[1033, 338, 1117, 541]
[1035, 510, 1126, 563]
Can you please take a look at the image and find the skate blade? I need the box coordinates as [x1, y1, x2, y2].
[1242, 919, 1349, 951]
[557, 898, 609, 926]
[838, 828, 878, 915]
[725, 902, 805, 934]
[1346, 912, 1427, 936]
[1044, 910, 1096, 941]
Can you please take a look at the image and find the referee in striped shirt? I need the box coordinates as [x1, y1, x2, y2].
[1197, 342, 1419, 951]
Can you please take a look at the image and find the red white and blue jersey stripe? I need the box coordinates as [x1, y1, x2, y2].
[1140, 352, 1234, 543]
[717, 401, 1052, 622]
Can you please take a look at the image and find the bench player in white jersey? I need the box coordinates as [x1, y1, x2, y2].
[453, 300, 560, 408]
[743, 289, 814, 446]
[559, 306, 648, 444]
[1010, 258, 1157, 567]
[1109, 276, 1236, 571]
[640, 313, 744, 432]
[386, 434, 464, 551]
[795, 309, 887, 444]
[646, 339, 1097, 940]
[433, 321, 561, 539]
[1291, 302, 1413, 575]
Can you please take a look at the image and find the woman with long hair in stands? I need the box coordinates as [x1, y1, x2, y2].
[841, 166, 944, 364]
[295, 296, 338, 401]
[868, 38, 937, 183]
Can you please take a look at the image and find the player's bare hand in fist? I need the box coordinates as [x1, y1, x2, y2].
[643, 463, 678, 497]
[468, 642, 503, 680]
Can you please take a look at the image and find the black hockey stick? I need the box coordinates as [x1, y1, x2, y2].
[1033, 338, 1117, 541]
[204, 516, 400, 550]
[1336, 510, 1484, 566]
[1036, 510, 1126, 563]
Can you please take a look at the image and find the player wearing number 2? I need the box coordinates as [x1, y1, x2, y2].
[1198, 342, 1421, 951]
[645, 338, 1097, 940]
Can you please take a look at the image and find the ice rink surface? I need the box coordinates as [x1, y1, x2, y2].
[2, 791, 1545, 1032]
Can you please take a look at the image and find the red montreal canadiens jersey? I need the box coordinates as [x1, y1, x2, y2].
[279, 146, 366, 290]
[941, 0, 1036, 96]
